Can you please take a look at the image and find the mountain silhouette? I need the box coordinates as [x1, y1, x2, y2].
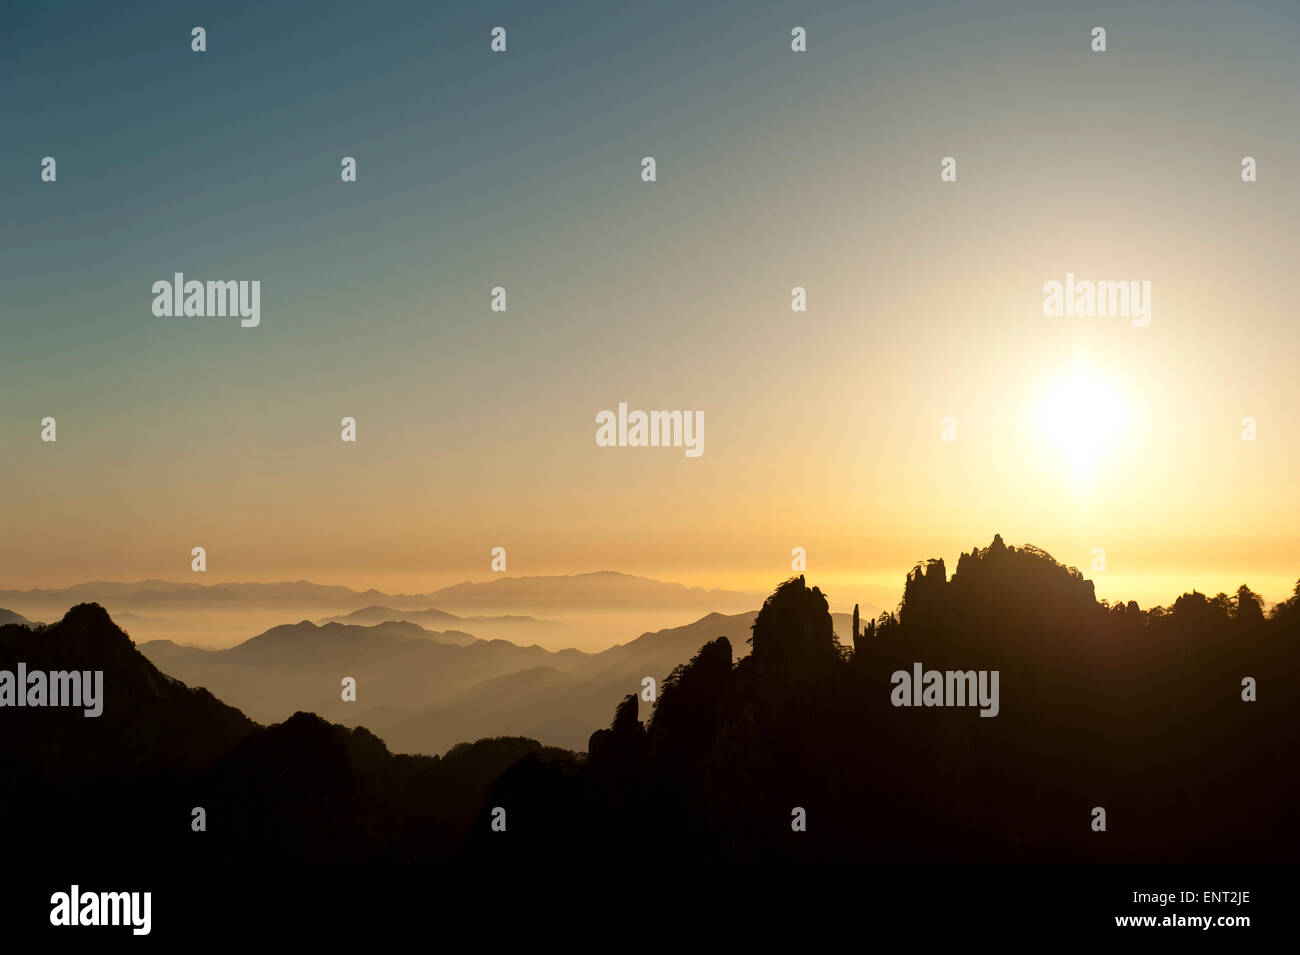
[423, 571, 759, 612]
[0, 607, 32, 626]
[478, 538, 1300, 863]
[138, 618, 586, 728]
[138, 611, 758, 754]
[1, 605, 566, 864]
[3, 538, 1296, 866]
[0, 571, 766, 653]
[315, 605, 570, 645]
[0, 571, 760, 619]
[370, 610, 758, 754]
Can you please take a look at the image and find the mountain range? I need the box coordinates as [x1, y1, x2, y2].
[0, 571, 790, 653]
[3, 537, 1296, 868]
[0, 571, 764, 615]
[140, 611, 761, 753]
[0, 608, 32, 626]
[314, 605, 570, 645]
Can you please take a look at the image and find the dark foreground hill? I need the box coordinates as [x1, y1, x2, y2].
[478, 536, 1300, 864]
[0, 604, 565, 864]
[2, 537, 1297, 866]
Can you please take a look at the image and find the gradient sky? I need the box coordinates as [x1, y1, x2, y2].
[3, 0, 1298, 610]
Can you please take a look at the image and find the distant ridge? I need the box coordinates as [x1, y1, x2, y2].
[315, 606, 569, 644]
[423, 571, 760, 612]
[0, 571, 762, 613]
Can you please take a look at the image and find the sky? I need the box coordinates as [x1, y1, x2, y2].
[2, 0, 1298, 611]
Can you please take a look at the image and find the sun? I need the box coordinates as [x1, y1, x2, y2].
[1031, 360, 1134, 486]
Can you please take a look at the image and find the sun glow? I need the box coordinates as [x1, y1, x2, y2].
[1031, 361, 1135, 486]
